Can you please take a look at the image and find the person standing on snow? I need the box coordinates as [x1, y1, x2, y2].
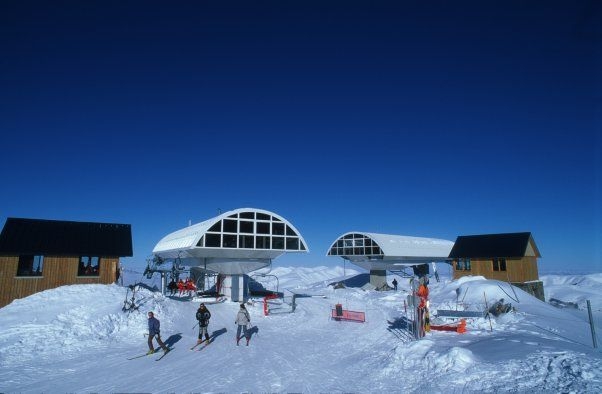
[147, 311, 170, 354]
[235, 303, 251, 346]
[392, 278, 398, 291]
[196, 303, 211, 344]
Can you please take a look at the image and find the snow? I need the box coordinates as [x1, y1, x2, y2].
[1, 267, 601, 393]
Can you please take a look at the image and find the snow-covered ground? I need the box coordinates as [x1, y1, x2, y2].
[1, 266, 601, 393]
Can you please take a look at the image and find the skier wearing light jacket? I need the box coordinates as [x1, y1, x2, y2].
[235, 303, 251, 345]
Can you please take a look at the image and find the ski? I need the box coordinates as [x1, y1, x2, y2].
[190, 339, 210, 351]
[155, 348, 172, 361]
[127, 353, 152, 360]
[127, 349, 157, 360]
[196, 338, 213, 351]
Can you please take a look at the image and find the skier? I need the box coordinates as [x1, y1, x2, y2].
[147, 311, 170, 354]
[167, 279, 177, 296]
[416, 277, 430, 336]
[195, 303, 211, 344]
[235, 303, 251, 346]
[392, 278, 398, 291]
[177, 279, 185, 296]
[185, 278, 197, 296]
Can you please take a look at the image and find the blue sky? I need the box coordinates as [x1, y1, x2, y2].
[1, 1, 600, 273]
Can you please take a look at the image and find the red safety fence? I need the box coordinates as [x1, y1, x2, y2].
[263, 293, 280, 316]
[331, 305, 366, 323]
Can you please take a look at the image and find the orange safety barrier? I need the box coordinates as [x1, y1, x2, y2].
[430, 318, 466, 334]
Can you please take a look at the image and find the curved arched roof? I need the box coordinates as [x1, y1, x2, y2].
[153, 208, 308, 261]
[327, 232, 453, 271]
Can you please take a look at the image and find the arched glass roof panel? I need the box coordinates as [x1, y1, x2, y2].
[153, 208, 309, 259]
[327, 232, 453, 266]
[328, 233, 384, 257]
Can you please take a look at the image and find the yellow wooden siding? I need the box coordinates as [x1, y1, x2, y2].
[0, 256, 119, 308]
[453, 257, 539, 282]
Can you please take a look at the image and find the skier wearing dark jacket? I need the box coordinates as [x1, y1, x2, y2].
[147, 311, 169, 354]
[196, 303, 211, 344]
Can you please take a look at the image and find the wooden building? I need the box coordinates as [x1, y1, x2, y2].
[448, 232, 544, 301]
[0, 218, 132, 308]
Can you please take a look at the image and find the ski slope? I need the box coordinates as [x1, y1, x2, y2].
[1, 267, 601, 393]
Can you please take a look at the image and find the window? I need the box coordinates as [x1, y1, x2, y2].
[256, 236, 270, 249]
[455, 259, 471, 271]
[239, 235, 254, 248]
[222, 234, 237, 248]
[223, 219, 237, 233]
[205, 233, 220, 247]
[240, 212, 254, 219]
[493, 258, 507, 271]
[17, 255, 44, 277]
[240, 221, 254, 234]
[257, 213, 270, 220]
[208, 221, 221, 232]
[456, 260, 465, 270]
[272, 237, 284, 249]
[257, 222, 270, 234]
[286, 237, 299, 250]
[272, 222, 285, 235]
[194, 211, 307, 251]
[79, 256, 100, 276]
[455, 258, 471, 271]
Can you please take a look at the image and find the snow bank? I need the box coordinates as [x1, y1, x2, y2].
[1, 269, 601, 393]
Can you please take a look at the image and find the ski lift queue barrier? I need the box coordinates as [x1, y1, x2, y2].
[263, 293, 280, 316]
[331, 304, 366, 323]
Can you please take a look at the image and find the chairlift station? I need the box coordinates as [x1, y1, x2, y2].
[152, 208, 309, 301]
[327, 232, 454, 289]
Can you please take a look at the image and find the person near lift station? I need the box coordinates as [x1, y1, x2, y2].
[196, 303, 211, 344]
[235, 303, 251, 346]
[147, 311, 170, 354]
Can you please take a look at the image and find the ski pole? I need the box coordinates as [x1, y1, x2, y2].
[192, 322, 198, 330]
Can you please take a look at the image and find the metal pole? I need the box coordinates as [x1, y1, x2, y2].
[587, 300, 598, 348]
[484, 292, 493, 332]
[412, 277, 420, 340]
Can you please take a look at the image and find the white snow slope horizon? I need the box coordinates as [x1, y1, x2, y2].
[1, 266, 601, 393]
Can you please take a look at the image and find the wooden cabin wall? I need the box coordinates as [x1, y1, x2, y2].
[0, 256, 21, 307]
[0, 256, 119, 308]
[453, 257, 540, 282]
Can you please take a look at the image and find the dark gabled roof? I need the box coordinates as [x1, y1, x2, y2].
[0, 218, 133, 257]
[448, 232, 540, 259]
